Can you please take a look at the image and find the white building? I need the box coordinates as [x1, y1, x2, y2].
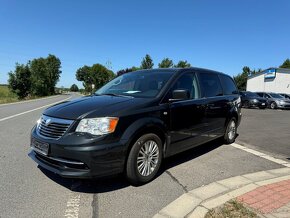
[246, 68, 290, 94]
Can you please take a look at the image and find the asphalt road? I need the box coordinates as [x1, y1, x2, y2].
[237, 108, 290, 160]
[0, 94, 286, 218]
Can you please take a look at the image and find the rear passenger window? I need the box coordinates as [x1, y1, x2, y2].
[199, 73, 223, 97]
[219, 75, 237, 95]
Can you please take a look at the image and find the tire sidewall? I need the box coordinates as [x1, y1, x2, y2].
[126, 133, 163, 184]
[270, 102, 277, 109]
[224, 118, 237, 144]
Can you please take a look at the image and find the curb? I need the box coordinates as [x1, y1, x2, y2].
[153, 167, 290, 218]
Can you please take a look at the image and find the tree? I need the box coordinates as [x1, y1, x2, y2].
[233, 66, 250, 91]
[29, 58, 48, 96]
[45, 54, 62, 94]
[140, 54, 154, 69]
[76, 64, 115, 93]
[76, 65, 92, 93]
[29, 54, 62, 96]
[90, 64, 115, 90]
[175, 60, 191, 68]
[70, 84, 79, 92]
[116, 66, 140, 76]
[158, 58, 173, 68]
[279, 58, 290, 69]
[8, 64, 31, 99]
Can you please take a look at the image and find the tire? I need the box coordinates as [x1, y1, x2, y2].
[270, 102, 277, 109]
[243, 101, 249, 108]
[224, 118, 237, 144]
[126, 133, 163, 185]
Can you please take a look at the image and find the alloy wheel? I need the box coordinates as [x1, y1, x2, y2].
[137, 140, 159, 177]
[228, 120, 236, 141]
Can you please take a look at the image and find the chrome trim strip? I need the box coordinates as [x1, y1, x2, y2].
[48, 156, 84, 165]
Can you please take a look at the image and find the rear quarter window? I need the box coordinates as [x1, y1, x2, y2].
[219, 74, 238, 95]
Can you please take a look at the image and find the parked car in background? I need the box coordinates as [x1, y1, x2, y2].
[256, 92, 290, 109]
[240, 91, 267, 109]
[29, 68, 242, 185]
[279, 93, 290, 99]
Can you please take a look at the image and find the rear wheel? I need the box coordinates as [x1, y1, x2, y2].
[224, 118, 237, 144]
[126, 133, 162, 185]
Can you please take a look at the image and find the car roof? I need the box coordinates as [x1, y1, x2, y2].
[135, 67, 226, 76]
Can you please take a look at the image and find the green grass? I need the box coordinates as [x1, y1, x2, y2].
[205, 200, 258, 218]
[0, 85, 19, 104]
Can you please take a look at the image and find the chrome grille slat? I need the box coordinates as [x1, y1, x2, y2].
[40, 125, 66, 133]
[37, 115, 74, 140]
[39, 128, 64, 136]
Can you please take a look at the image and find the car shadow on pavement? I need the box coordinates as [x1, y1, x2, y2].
[39, 138, 225, 193]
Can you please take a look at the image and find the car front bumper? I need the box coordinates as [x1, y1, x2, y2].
[249, 101, 267, 108]
[28, 127, 127, 178]
[277, 102, 290, 109]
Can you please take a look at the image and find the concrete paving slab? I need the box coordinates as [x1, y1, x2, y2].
[189, 182, 229, 200]
[217, 176, 252, 189]
[159, 193, 201, 218]
[187, 206, 208, 218]
[242, 171, 277, 182]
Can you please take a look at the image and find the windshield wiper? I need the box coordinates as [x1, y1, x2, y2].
[100, 93, 134, 98]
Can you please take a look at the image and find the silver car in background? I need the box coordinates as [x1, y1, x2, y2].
[279, 93, 290, 100]
[256, 92, 290, 109]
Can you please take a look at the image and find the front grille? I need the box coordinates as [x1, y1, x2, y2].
[37, 115, 73, 140]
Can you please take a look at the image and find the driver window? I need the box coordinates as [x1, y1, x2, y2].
[171, 73, 200, 99]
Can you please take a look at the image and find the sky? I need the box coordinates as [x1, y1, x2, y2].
[0, 0, 289, 88]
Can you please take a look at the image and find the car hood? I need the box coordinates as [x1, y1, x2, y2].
[43, 95, 151, 120]
[246, 96, 267, 101]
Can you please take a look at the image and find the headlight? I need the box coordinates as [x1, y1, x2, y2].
[278, 100, 285, 104]
[252, 99, 258, 103]
[75, 117, 119, 135]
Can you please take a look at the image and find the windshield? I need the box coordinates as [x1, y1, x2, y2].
[269, 93, 283, 98]
[95, 70, 174, 98]
[242, 92, 259, 97]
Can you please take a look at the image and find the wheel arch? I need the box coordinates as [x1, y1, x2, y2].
[120, 118, 168, 167]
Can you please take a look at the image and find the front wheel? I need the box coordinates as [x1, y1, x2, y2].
[126, 133, 163, 185]
[270, 102, 277, 109]
[224, 118, 237, 144]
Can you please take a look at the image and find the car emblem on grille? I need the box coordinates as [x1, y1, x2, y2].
[44, 119, 52, 126]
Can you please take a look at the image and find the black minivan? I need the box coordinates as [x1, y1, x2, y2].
[29, 68, 242, 184]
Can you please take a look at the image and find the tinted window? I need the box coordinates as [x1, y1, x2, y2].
[269, 93, 283, 98]
[242, 91, 259, 97]
[199, 73, 223, 97]
[256, 93, 263, 97]
[219, 75, 237, 95]
[171, 72, 200, 99]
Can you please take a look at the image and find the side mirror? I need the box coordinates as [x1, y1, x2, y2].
[170, 89, 190, 101]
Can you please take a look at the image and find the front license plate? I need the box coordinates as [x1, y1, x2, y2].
[31, 138, 49, 156]
[261, 103, 265, 105]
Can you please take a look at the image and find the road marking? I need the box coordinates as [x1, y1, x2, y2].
[0, 96, 72, 122]
[64, 193, 81, 218]
[231, 143, 290, 168]
[0, 95, 61, 106]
